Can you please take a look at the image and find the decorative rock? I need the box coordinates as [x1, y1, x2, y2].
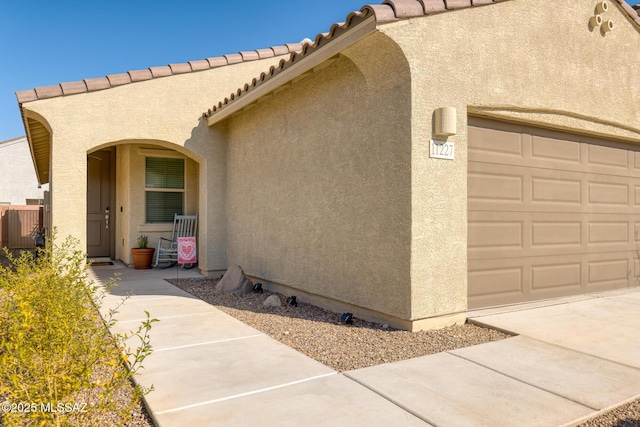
[215, 264, 253, 295]
[382, 324, 389, 329]
[263, 295, 281, 307]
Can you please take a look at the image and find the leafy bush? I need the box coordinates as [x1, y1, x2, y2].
[0, 232, 157, 426]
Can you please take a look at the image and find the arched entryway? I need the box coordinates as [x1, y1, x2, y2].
[87, 141, 201, 266]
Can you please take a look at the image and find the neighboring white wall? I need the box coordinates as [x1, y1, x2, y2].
[0, 136, 49, 205]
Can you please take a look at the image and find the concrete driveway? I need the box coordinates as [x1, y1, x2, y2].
[468, 289, 640, 369]
[348, 288, 640, 426]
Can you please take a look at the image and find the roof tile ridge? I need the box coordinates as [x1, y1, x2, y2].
[15, 44, 301, 105]
[204, 9, 373, 118]
[616, 0, 640, 18]
[205, 0, 508, 119]
[613, 0, 640, 27]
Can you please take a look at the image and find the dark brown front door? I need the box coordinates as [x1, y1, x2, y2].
[87, 150, 113, 258]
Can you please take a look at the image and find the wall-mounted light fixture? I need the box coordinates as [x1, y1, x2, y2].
[434, 107, 457, 137]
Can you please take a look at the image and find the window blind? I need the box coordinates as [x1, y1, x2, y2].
[145, 157, 184, 189]
[146, 192, 183, 223]
[145, 157, 185, 222]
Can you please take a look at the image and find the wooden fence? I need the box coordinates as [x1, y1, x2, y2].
[0, 206, 43, 249]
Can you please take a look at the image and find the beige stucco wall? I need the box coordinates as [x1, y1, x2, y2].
[377, 0, 640, 322]
[224, 32, 414, 325]
[217, 0, 640, 329]
[19, 55, 286, 272]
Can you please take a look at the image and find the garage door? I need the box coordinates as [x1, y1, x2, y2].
[468, 117, 640, 309]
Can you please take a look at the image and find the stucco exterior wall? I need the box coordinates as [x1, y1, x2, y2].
[224, 33, 414, 325]
[378, 0, 640, 322]
[0, 137, 49, 205]
[20, 55, 285, 271]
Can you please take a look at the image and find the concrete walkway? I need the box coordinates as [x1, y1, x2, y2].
[90, 263, 640, 427]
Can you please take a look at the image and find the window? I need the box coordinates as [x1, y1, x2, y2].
[145, 157, 184, 222]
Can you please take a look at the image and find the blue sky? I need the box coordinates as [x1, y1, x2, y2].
[1, 0, 639, 142]
[0, 0, 366, 142]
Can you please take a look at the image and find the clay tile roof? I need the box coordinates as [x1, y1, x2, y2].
[364, 4, 399, 21]
[128, 69, 153, 82]
[224, 53, 243, 65]
[207, 57, 228, 68]
[240, 51, 260, 61]
[168, 63, 192, 74]
[35, 85, 63, 99]
[383, 0, 425, 17]
[204, 0, 640, 121]
[205, 0, 514, 119]
[419, 0, 446, 14]
[271, 45, 291, 56]
[106, 73, 132, 87]
[16, 43, 302, 104]
[285, 43, 304, 52]
[149, 66, 173, 78]
[15, 90, 38, 104]
[84, 77, 111, 91]
[617, 0, 639, 18]
[16, 0, 639, 108]
[256, 48, 275, 59]
[445, 0, 472, 9]
[60, 81, 87, 95]
[189, 59, 210, 71]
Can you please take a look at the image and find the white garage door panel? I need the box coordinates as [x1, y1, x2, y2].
[468, 117, 640, 309]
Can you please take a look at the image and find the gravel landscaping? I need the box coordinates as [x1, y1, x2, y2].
[577, 399, 640, 427]
[168, 277, 509, 372]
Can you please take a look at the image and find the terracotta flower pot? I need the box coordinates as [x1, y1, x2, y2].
[131, 248, 155, 270]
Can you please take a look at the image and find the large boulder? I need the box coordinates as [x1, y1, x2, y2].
[216, 264, 253, 295]
[263, 295, 281, 307]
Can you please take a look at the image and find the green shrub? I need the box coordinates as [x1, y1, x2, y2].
[0, 232, 157, 426]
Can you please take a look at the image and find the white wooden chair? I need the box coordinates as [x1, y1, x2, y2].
[154, 213, 198, 268]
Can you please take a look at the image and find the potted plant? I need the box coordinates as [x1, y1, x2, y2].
[131, 235, 155, 269]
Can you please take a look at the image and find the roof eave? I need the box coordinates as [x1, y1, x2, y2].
[18, 103, 51, 185]
[206, 15, 377, 127]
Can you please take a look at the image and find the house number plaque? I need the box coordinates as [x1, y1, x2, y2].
[430, 139, 454, 160]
